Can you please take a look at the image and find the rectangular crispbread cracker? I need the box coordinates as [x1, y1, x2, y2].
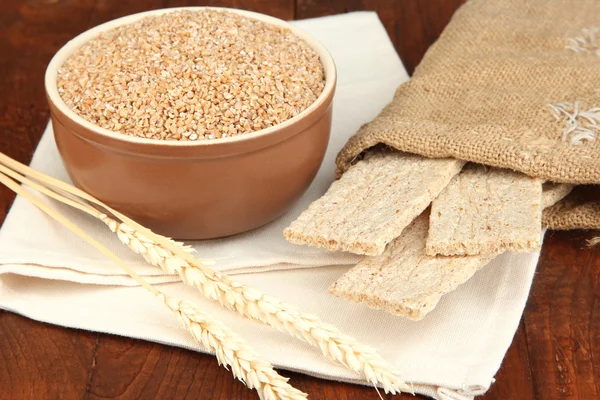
[284, 151, 464, 256]
[426, 166, 543, 257]
[328, 212, 495, 320]
[329, 185, 565, 321]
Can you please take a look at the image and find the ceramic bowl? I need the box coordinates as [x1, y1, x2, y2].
[45, 7, 336, 239]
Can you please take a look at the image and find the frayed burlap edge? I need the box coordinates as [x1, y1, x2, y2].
[334, 123, 600, 185]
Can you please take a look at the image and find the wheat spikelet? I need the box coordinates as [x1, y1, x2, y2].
[100, 215, 410, 394]
[160, 294, 307, 400]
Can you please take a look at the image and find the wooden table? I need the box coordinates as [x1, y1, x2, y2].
[0, 1, 598, 399]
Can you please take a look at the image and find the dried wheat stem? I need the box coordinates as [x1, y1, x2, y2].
[0, 153, 410, 394]
[0, 153, 216, 272]
[587, 237, 600, 247]
[0, 170, 306, 400]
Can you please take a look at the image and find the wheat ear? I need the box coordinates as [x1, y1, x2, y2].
[0, 153, 410, 394]
[160, 295, 307, 400]
[102, 216, 409, 393]
[0, 170, 307, 400]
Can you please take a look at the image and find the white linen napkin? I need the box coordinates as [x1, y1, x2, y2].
[0, 12, 540, 399]
[0, 251, 538, 400]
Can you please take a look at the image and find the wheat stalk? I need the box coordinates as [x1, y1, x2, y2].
[0, 169, 306, 400]
[100, 216, 409, 394]
[0, 153, 410, 394]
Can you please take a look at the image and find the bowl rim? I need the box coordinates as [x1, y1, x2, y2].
[45, 6, 336, 148]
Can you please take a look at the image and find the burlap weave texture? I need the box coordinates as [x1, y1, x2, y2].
[336, 0, 600, 230]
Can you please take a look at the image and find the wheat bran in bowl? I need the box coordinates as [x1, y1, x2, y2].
[56, 9, 325, 141]
[45, 7, 336, 239]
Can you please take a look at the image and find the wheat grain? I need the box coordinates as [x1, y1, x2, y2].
[57, 9, 325, 140]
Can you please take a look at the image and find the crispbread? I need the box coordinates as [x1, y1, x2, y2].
[328, 182, 571, 321]
[426, 166, 543, 257]
[284, 151, 464, 256]
[328, 212, 495, 321]
[541, 182, 574, 208]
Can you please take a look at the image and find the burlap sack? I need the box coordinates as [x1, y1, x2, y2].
[336, 0, 600, 230]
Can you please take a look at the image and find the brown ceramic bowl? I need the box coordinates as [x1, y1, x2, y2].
[45, 7, 336, 239]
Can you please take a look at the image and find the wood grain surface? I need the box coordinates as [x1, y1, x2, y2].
[0, 1, 598, 399]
